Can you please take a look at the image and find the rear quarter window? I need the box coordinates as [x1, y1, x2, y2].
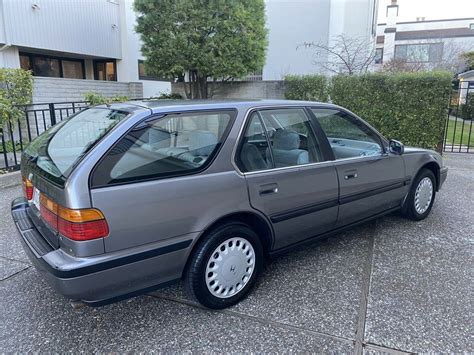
[91, 110, 235, 186]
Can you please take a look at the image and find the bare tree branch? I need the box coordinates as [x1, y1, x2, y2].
[300, 34, 376, 75]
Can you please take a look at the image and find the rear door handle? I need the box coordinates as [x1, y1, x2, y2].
[344, 170, 358, 180]
[259, 183, 278, 195]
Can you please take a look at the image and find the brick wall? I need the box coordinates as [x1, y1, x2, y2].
[33, 77, 144, 103]
[172, 80, 287, 100]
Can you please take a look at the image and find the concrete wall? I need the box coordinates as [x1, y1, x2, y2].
[32, 77, 143, 103]
[172, 81, 287, 100]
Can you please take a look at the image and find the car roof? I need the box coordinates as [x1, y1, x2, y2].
[102, 99, 337, 114]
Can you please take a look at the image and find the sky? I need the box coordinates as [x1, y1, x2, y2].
[377, 0, 474, 23]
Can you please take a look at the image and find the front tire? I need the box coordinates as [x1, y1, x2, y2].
[185, 223, 263, 309]
[402, 168, 436, 221]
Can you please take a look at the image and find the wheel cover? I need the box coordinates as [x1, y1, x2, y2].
[205, 237, 255, 299]
[414, 177, 433, 215]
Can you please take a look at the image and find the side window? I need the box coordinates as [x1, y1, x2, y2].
[311, 108, 382, 159]
[237, 108, 324, 172]
[237, 113, 272, 173]
[92, 110, 234, 186]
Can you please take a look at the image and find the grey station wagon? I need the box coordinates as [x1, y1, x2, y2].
[11, 100, 447, 309]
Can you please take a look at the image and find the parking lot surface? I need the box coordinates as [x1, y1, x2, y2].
[0, 153, 472, 353]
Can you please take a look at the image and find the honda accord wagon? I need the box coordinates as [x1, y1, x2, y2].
[11, 100, 447, 309]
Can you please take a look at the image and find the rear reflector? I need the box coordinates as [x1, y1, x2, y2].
[22, 176, 33, 200]
[39, 193, 109, 241]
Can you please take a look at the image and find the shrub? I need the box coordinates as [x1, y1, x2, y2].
[284, 75, 329, 102]
[0, 68, 33, 126]
[156, 92, 184, 100]
[83, 92, 129, 106]
[284, 72, 452, 151]
[331, 72, 452, 150]
[459, 93, 473, 120]
[0, 140, 21, 153]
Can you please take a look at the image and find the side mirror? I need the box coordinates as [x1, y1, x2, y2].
[389, 139, 404, 155]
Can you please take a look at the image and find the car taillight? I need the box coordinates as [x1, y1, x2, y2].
[40, 194, 58, 231]
[40, 193, 109, 241]
[22, 176, 33, 200]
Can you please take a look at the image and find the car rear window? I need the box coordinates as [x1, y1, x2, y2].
[24, 108, 128, 183]
[91, 110, 235, 186]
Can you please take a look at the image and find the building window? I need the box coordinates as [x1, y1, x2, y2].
[94, 60, 117, 81]
[19, 52, 85, 79]
[62, 60, 84, 79]
[394, 43, 443, 63]
[375, 48, 383, 64]
[19, 55, 32, 71]
[138, 60, 158, 80]
[470, 23, 474, 30]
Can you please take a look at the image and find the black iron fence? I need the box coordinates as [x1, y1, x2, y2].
[443, 86, 473, 153]
[1, 101, 89, 170]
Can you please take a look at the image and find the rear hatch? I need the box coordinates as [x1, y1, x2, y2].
[21, 107, 129, 249]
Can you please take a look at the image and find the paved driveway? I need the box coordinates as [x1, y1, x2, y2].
[0, 154, 472, 353]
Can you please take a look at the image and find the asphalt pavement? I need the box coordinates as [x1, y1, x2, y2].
[0, 153, 472, 353]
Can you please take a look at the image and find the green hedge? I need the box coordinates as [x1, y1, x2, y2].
[285, 75, 329, 102]
[284, 72, 452, 151]
[459, 92, 473, 120]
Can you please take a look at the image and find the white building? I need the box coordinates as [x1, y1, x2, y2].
[375, 0, 474, 70]
[0, 0, 379, 102]
[263, 0, 379, 79]
[0, 0, 171, 102]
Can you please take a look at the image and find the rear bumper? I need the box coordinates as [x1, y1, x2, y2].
[11, 197, 195, 305]
[439, 167, 448, 190]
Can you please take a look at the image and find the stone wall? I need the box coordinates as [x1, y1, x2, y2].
[33, 77, 143, 103]
[172, 80, 287, 100]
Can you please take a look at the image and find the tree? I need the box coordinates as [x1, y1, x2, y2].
[433, 40, 471, 73]
[382, 58, 426, 73]
[134, 0, 267, 99]
[0, 68, 33, 126]
[461, 52, 474, 70]
[382, 40, 471, 74]
[300, 34, 376, 75]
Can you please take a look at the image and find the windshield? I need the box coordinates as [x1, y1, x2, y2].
[24, 108, 128, 181]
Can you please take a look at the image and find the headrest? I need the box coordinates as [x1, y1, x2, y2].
[272, 130, 300, 150]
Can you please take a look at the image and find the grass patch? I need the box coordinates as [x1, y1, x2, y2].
[445, 118, 474, 146]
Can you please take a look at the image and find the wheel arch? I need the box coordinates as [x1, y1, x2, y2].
[184, 210, 274, 276]
[417, 161, 441, 191]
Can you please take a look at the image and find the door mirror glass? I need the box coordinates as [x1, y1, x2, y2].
[389, 139, 404, 155]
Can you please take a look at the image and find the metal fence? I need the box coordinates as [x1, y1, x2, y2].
[1, 101, 89, 170]
[443, 86, 473, 153]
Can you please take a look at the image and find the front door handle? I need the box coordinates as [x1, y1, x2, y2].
[259, 183, 278, 195]
[344, 170, 358, 180]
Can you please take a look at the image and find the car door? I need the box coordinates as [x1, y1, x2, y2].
[235, 108, 338, 250]
[310, 107, 407, 227]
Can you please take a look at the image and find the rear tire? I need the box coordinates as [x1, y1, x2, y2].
[185, 222, 263, 309]
[402, 168, 436, 221]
